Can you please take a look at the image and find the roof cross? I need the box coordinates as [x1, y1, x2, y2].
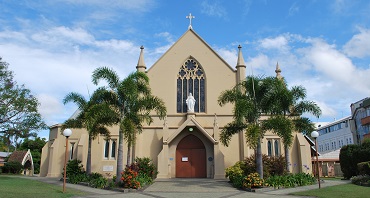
[186, 13, 195, 30]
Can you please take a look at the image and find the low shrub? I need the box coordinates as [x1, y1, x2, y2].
[2, 161, 23, 174]
[357, 161, 370, 175]
[120, 157, 158, 189]
[265, 173, 315, 189]
[135, 157, 158, 179]
[89, 176, 108, 189]
[120, 166, 140, 189]
[351, 175, 370, 185]
[242, 154, 286, 178]
[225, 161, 245, 184]
[243, 172, 264, 188]
[63, 159, 88, 184]
[65, 159, 85, 178]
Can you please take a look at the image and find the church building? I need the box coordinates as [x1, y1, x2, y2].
[40, 21, 313, 179]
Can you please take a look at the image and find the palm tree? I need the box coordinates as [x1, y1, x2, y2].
[218, 76, 278, 178]
[92, 67, 166, 182]
[62, 88, 118, 174]
[262, 78, 321, 172]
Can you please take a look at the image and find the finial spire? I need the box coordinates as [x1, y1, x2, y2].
[275, 62, 282, 79]
[136, 46, 146, 72]
[186, 13, 195, 30]
[236, 45, 246, 67]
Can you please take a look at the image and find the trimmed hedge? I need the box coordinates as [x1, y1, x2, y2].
[340, 139, 370, 179]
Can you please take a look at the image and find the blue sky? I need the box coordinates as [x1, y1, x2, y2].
[1, 0, 370, 139]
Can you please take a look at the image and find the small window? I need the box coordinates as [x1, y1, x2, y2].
[104, 141, 109, 159]
[111, 140, 116, 158]
[70, 142, 75, 160]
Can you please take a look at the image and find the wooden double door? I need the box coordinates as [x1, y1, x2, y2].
[176, 134, 206, 178]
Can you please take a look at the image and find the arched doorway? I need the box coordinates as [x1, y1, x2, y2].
[176, 134, 206, 178]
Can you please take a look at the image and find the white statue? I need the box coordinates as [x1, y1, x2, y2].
[186, 93, 196, 112]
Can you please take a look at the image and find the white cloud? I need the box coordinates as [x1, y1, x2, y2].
[343, 27, 370, 58]
[34, 26, 94, 45]
[37, 94, 63, 123]
[214, 47, 237, 67]
[259, 35, 289, 51]
[200, 0, 227, 18]
[246, 53, 270, 74]
[0, 26, 142, 128]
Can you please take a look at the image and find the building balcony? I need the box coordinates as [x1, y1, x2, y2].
[361, 116, 370, 126]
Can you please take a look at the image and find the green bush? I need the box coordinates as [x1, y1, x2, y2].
[89, 176, 108, 189]
[120, 157, 158, 189]
[2, 161, 23, 174]
[351, 175, 370, 185]
[340, 143, 370, 179]
[134, 157, 158, 179]
[63, 159, 87, 184]
[225, 161, 245, 183]
[265, 173, 315, 188]
[65, 159, 85, 178]
[242, 154, 286, 178]
[357, 161, 370, 175]
[340, 144, 360, 179]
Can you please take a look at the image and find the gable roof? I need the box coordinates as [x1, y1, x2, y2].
[147, 29, 236, 73]
[166, 116, 216, 144]
[8, 150, 33, 165]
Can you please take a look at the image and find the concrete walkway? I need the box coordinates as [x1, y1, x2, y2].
[22, 176, 350, 198]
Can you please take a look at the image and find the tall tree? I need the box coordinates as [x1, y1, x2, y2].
[0, 58, 47, 151]
[218, 76, 278, 178]
[62, 88, 118, 174]
[92, 67, 166, 182]
[262, 78, 321, 172]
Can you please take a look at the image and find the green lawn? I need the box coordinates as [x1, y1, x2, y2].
[0, 175, 87, 198]
[292, 183, 370, 198]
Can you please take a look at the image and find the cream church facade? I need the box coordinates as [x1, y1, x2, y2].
[40, 28, 313, 179]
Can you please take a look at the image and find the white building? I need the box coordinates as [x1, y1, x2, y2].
[316, 116, 355, 154]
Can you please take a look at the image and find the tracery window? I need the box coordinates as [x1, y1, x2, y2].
[177, 58, 206, 113]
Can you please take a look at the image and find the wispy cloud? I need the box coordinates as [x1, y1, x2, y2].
[288, 2, 300, 16]
[200, 0, 227, 18]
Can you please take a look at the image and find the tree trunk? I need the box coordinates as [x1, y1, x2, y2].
[285, 145, 290, 173]
[131, 142, 136, 164]
[86, 135, 92, 174]
[116, 129, 124, 183]
[126, 143, 131, 166]
[256, 138, 263, 178]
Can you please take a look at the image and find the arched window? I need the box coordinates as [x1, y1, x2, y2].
[177, 58, 206, 113]
[111, 140, 116, 158]
[267, 140, 272, 156]
[274, 140, 279, 156]
[104, 141, 109, 159]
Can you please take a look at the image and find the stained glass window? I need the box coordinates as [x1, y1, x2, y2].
[176, 58, 206, 113]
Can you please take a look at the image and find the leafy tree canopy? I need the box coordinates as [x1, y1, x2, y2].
[0, 58, 47, 150]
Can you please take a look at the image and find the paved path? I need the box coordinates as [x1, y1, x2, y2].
[22, 176, 350, 198]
